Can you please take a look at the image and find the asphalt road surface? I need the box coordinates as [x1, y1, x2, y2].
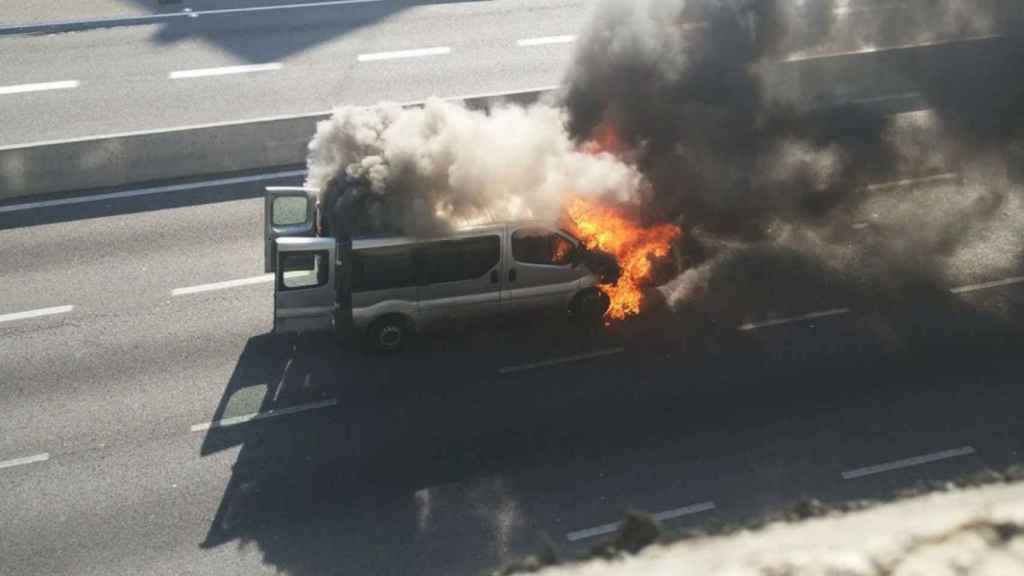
[1, 159, 1023, 575]
[2, 0, 1018, 146]
[0, 0, 587, 146]
[3, 3, 1024, 575]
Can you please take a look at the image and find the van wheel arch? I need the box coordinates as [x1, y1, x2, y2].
[570, 288, 609, 324]
[364, 314, 414, 352]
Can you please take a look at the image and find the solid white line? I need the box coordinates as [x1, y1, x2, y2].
[864, 172, 959, 191]
[517, 35, 576, 47]
[842, 446, 975, 480]
[784, 35, 1002, 63]
[950, 276, 1024, 295]
[0, 0, 384, 32]
[498, 347, 625, 375]
[171, 274, 273, 296]
[567, 501, 716, 542]
[0, 80, 79, 95]
[0, 169, 306, 214]
[0, 305, 74, 324]
[846, 92, 920, 106]
[193, 0, 382, 16]
[358, 46, 451, 62]
[737, 308, 850, 331]
[190, 398, 338, 432]
[169, 63, 283, 80]
[0, 452, 50, 470]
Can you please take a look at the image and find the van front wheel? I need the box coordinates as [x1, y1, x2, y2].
[365, 315, 410, 352]
[570, 289, 609, 326]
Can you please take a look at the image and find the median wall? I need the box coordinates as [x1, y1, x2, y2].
[2, 34, 1008, 203]
[0, 88, 554, 202]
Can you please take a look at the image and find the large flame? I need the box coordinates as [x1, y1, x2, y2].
[563, 196, 682, 320]
[582, 122, 622, 155]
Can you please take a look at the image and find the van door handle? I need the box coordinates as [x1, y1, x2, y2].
[508, 268, 517, 282]
[490, 269, 499, 283]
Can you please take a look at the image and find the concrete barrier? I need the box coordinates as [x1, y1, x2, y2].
[0, 87, 557, 202]
[2, 34, 1011, 203]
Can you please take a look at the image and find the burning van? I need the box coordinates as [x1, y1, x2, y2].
[264, 186, 625, 351]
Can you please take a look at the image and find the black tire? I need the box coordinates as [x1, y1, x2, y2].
[364, 315, 410, 353]
[570, 289, 610, 326]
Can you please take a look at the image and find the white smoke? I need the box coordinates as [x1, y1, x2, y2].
[305, 98, 649, 231]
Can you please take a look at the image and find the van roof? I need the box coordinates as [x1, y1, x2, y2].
[350, 221, 572, 250]
[351, 223, 505, 250]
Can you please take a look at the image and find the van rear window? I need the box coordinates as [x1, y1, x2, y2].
[351, 246, 416, 292]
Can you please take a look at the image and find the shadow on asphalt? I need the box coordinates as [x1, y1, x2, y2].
[126, 0, 492, 63]
[194, 258, 1024, 574]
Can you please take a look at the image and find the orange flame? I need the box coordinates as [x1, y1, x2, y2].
[582, 123, 621, 155]
[563, 196, 681, 320]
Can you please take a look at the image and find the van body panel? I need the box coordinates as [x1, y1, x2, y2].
[501, 276, 582, 311]
[266, 196, 612, 342]
[502, 224, 586, 314]
[351, 296, 419, 331]
[417, 233, 503, 326]
[273, 236, 337, 334]
[264, 187, 317, 273]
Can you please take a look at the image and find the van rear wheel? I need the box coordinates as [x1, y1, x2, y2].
[365, 315, 409, 352]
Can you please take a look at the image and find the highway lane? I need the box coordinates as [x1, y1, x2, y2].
[0, 0, 587, 146]
[2, 17, 1023, 572]
[2, 276, 1022, 575]
[2, 0, 1018, 147]
[2, 157, 1024, 574]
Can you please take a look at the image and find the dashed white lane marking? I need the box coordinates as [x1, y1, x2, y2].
[498, 347, 625, 375]
[169, 63, 283, 79]
[567, 501, 716, 542]
[171, 275, 273, 296]
[357, 46, 451, 62]
[517, 35, 576, 47]
[0, 453, 50, 471]
[0, 80, 79, 95]
[0, 305, 74, 324]
[0, 170, 305, 214]
[737, 308, 850, 331]
[842, 446, 975, 480]
[190, 398, 338, 432]
[950, 276, 1024, 295]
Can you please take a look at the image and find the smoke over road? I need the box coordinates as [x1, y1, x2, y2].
[565, 0, 1024, 323]
[307, 0, 1024, 325]
[306, 100, 648, 236]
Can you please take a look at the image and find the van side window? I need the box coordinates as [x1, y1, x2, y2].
[423, 236, 500, 284]
[512, 228, 574, 266]
[351, 246, 416, 292]
[279, 250, 328, 290]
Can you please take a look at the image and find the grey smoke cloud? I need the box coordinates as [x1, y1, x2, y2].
[563, 0, 1024, 318]
[305, 0, 1024, 325]
[305, 98, 649, 236]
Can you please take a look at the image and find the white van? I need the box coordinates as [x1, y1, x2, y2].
[264, 187, 615, 351]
